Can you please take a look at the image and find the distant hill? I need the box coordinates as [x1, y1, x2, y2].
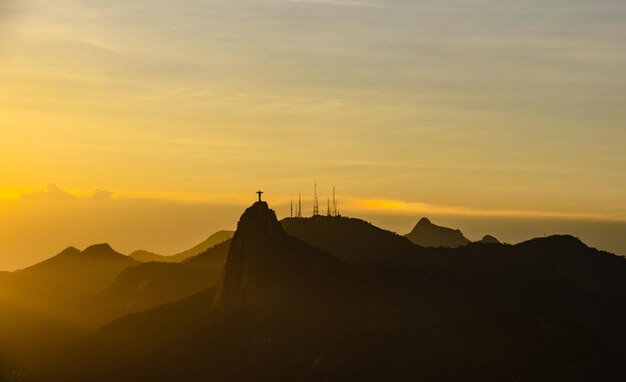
[478, 234, 501, 244]
[88, 262, 221, 323]
[281, 215, 418, 264]
[38, 203, 626, 381]
[183, 238, 231, 270]
[405, 217, 471, 248]
[129, 230, 234, 263]
[128, 250, 165, 263]
[0, 301, 87, 376]
[16, 244, 137, 293]
[0, 244, 139, 334]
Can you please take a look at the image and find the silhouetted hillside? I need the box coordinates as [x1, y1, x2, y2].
[281, 215, 417, 264]
[129, 230, 234, 263]
[478, 234, 501, 244]
[183, 238, 231, 270]
[36, 203, 626, 381]
[128, 250, 165, 263]
[17, 244, 137, 293]
[0, 302, 86, 378]
[213, 202, 343, 311]
[171, 230, 234, 261]
[88, 262, 220, 323]
[405, 217, 471, 248]
[0, 244, 139, 330]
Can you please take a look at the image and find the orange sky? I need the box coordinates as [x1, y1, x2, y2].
[1, 0, 625, 269]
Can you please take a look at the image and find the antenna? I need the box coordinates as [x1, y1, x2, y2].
[290, 199, 293, 218]
[297, 192, 302, 218]
[327, 196, 330, 216]
[313, 181, 319, 216]
[332, 186, 337, 217]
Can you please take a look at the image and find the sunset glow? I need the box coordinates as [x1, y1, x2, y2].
[1, 0, 625, 269]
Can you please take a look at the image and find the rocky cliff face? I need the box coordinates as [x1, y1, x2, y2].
[213, 202, 341, 311]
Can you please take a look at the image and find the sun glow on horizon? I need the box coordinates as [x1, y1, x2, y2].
[1, 0, 625, 269]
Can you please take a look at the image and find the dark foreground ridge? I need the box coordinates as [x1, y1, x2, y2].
[10, 201, 626, 381]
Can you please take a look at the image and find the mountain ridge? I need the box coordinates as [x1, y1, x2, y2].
[129, 230, 234, 263]
[36, 202, 626, 381]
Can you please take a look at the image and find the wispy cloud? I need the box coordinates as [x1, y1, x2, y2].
[349, 198, 625, 222]
[280, 0, 383, 7]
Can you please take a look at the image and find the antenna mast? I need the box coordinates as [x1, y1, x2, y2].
[327, 196, 330, 216]
[297, 192, 302, 218]
[313, 182, 319, 216]
[332, 186, 336, 217]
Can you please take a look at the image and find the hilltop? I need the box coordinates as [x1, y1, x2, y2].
[129, 230, 234, 262]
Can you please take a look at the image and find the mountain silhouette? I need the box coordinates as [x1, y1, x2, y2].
[88, 261, 220, 323]
[129, 230, 234, 262]
[405, 217, 471, 248]
[478, 234, 501, 244]
[213, 201, 342, 311]
[281, 215, 418, 264]
[183, 238, 231, 270]
[128, 249, 164, 263]
[34, 202, 626, 381]
[0, 301, 87, 377]
[16, 244, 137, 293]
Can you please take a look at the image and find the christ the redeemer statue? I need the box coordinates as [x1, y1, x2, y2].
[256, 190, 264, 202]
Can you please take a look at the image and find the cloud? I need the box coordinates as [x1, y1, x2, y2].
[0, 186, 245, 271]
[0, 0, 17, 20]
[280, 0, 383, 7]
[350, 198, 625, 222]
[18, 184, 77, 203]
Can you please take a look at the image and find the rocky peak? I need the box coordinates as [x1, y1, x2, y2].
[405, 217, 471, 248]
[231, 202, 286, 246]
[83, 243, 116, 256]
[213, 201, 340, 311]
[417, 217, 432, 225]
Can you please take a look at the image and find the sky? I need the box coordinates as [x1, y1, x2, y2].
[0, 0, 625, 269]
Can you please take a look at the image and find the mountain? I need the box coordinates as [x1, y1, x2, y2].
[128, 250, 165, 263]
[37, 203, 626, 381]
[0, 244, 139, 335]
[87, 261, 221, 323]
[478, 234, 501, 244]
[405, 217, 471, 248]
[183, 238, 231, 270]
[0, 301, 87, 377]
[171, 230, 234, 261]
[129, 230, 234, 263]
[281, 215, 418, 264]
[16, 244, 138, 293]
[213, 202, 342, 311]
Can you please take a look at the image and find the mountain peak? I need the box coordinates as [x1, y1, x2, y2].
[418, 217, 432, 225]
[214, 202, 339, 311]
[234, 201, 285, 240]
[479, 235, 501, 244]
[406, 217, 470, 248]
[83, 243, 116, 255]
[58, 246, 81, 257]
